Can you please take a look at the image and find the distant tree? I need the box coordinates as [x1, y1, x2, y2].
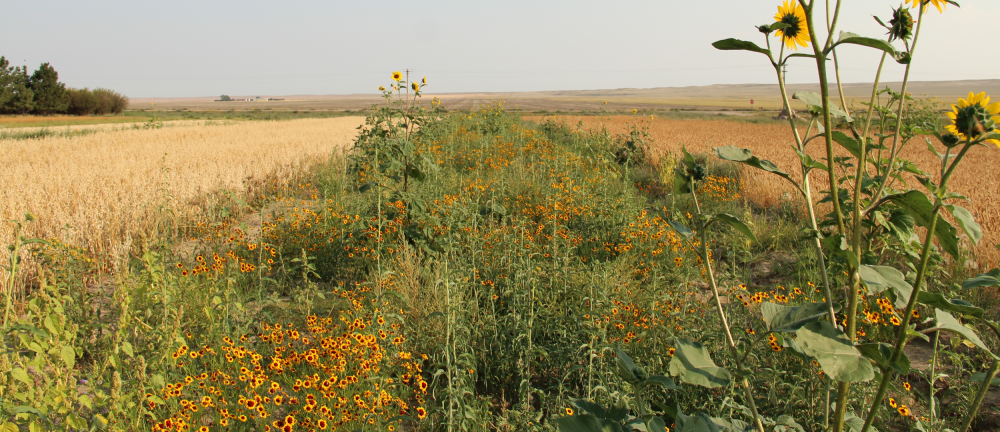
[66, 88, 98, 116]
[0, 57, 14, 108]
[219, 94, 232, 101]
[0, 66, 35, 115]
[29, 62, 68, 115]
[91, 88, 129, 115]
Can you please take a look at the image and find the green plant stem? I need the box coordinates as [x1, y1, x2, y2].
[774, 58, 838, 330]
[867, 5, 925, 210]
[690, 186, 765, 432]
[860, 142, 976, 432]
[961, 359, 1000, 432]
[928, 330, 940, 426]
[803, 1, 850, 427]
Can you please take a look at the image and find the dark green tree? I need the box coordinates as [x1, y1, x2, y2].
[29, 62, 68, 115]
[0, 57, 14, 108]
[8, 66, 35, 114]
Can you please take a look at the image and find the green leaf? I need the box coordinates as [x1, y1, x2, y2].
[970, 372, 1000, 387]
[555, 414, 623, 432]
[962, 269, 1000, 290]
[831, 32, 898, 59]
[713, 146, 792, 181]
[11, 368, 30, 385]
[917, 292, 983, 319]
[669, 339, 731, 388]
[60, 345, 75, 369]
[888, 190, 936, 228]
[674, 409, 724, 432]
[792, 92, 853, 122]
[761, 302, 831, 332]
[711, 39, 771, 56]
[645, 416, 669, 432]
[831, 131, 862, 159]
[570, 400, 607, 419]
[615, 346, 645, 384]
[65, 414, 87, 429]
[668, 221, 694, 240]
[934, 215, 961, 259]
[713, 214, 757, 243]
[796, 321, 875, 382]
[945, 204, 982, 245]
[644, 375, 680, 390]
[858, 265, 913, 309]
[78, 394, 93, 409]
[856, 342, 910, 374]
[769, 22, 791, 31]
[934, 309, 998, 359]
[121, 341, 134, 357]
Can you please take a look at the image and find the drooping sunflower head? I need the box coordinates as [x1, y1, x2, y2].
[411, 82, 420, 91]
[887, 6, 915, 41]
[945, 92, 1000, 147]
[907, 0, 948, 13]
[391, 71, 403, 82]
[774, 1, 811, 51]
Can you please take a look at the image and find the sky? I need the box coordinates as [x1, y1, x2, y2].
[3, 0, 996, 98]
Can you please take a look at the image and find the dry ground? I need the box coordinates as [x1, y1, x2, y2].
[0, 117, 363, 293]
[526, 114, 1000, 269]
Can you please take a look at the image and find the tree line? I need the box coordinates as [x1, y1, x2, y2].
[0, 57, 129, 116]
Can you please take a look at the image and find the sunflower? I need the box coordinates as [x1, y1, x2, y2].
[774, 1, 811, 51]
[907, 0, 947, 13]
[945, 92, 1000, 147]
[378, 85, 385, 91]
[392, 71, 403, 81]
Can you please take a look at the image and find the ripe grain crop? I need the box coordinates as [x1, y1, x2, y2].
[530, 115, 1000, 268]
[0, 117, 363, 293]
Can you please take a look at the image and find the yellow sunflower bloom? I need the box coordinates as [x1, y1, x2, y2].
[391, 71, 403, 82]
[944, 92, 1000, 148]
[774, 1, 811, 51]
[907, 0, 948, 13]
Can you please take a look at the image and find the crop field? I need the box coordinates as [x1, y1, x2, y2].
[525, 114, 1000, 270]
[1, 95, 997, 432]
[0, 117, 363, 293]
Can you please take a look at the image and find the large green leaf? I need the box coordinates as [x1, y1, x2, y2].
[644, 375, 680, 390]
[555, 414, 624, 432]
[888, 190, 935, 227]
[711, 39, 771, 56]
[796, 321, 875, 382]
[970, 372, 1000, 387]
[674, 409, 724, 432]
[615, 347, 645, 384]
[713, 146, 792, 181]
[831, 32, 898, 58]
[669, 220, 694, 240]
[792, 92, 853, 122]
[945, 204, 982, 245]
[669, 339, 731, 388]
[962, 269, 1000, 290]
[934, 309, 998, 359]
[917, 292, 983, 318]
[934, 215, 961, 259]
[856, 342, 910, 374]
[858, 265, 913, 309]
[713, 213, 757, 243]
[761, 302, 830, 332]
[831, 131, 862, 159]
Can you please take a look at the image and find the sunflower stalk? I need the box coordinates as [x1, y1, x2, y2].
[689, 181, 766, 432]
[860, 139, 977, 432]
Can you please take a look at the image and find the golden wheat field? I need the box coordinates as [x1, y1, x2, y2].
[528, 115, 1000, 269]
[0, 117, 363, 290]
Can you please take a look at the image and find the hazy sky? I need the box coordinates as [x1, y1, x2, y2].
[4, 0, 996, 98]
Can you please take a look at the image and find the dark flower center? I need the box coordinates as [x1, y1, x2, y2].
[953, 104, 995, 138]
[781, 13, 802, 38]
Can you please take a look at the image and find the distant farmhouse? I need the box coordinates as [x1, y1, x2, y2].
[215, 95, 285, 102]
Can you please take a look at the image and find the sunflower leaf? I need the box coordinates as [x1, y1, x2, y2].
[792, 92, 853, 122]
[713, 145, 792, 181]
[831, 32, 899, 59]
[934, 309, 997, 359]
[944, 204, 982, 245]
[917, 292, 983, 319]
[711, 39, 771, 57]
[961, 269, 1000, 290]
[669, 339, 731, 388]
[795, 321, 875, 383]
[713, 213, 757, 243]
